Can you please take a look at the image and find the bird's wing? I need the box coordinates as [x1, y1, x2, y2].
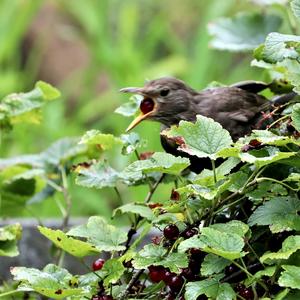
[230, 80, 269, 94]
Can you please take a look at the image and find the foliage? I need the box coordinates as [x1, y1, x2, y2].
[1, 1, 300, 300]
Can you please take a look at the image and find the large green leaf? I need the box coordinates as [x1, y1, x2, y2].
[38, 226, 100, 257]
[11, 264, 84, 299]
[248, 197, 300, 233]
[67, 216, 127, 252]
[113, 203, 154, 221]
[75, 161, 118, 189]
[0, 223, 22, 257]
[115, 95, 142, 117]
[133, 244, 188, 273]
[162, 115, 232, 160]
[201, 254, 231, 276]
[208, 12, 282, 51]
[185, 276, 235, 300]
[279, 265, 300, 289]
[260, 235, 300, 264]
[79, 129, 123, 150]
[0, 81, 60, 128]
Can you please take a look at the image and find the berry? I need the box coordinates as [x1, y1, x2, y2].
[239, 287, 254, 300]
[140, 98, 154, 114]
[163, 271, 176, 285]
[189, 248, 203, 260]
[92, 258, 105, 271]
[170, 189, 180, 201]
[181, 267, 196, 281]
[164, 224, 180, 240]
[182, 228, 198, 239]
[168, 275, 184, 292]
[148, 265, 166, 283]
[188, 259, 201, 275]
[139, 151, 154, 160]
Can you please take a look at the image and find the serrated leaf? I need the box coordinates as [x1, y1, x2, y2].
[0, 223, 22, 257]
[262, 33, 300, 63]
[162, 115, 232, 160]
[292, 103, 300, 131]
[121, 152, 189, 183]
[201, 254, 231, 276]
[0, 81, 60, 127]
[11, 264, 84, 299]
[210, 220, 250, 238]
[178, 236, 206, 253]
[279, 265, 300, 289]
[260, 235, 300, 263]
[248, 197, 300, 233]
[120, 132, 142, 155]
[199, 227, 246, 260]
[113, 203, 154, 221]
[291, 0, 300, 19]
[208, 12, 282, 52]
[67, 216, 127, 251]
[38, 226, 100, 257]
[185, 277, 235, 300]
[75, 161, 118, 189]
[79, 129, 123, 150]
[245, 266, 276, 285]
[101, 258, 125, 287]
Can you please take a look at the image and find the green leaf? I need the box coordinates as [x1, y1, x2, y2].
[245, 266, 276, 285]
[261, 33, 300, 63]
[0, 81, 60, 127]
[121, 152, 189, 180]
[210, 220, 250, 238]
[133, 244, 188, 273]
[11, 264, 84, 299]
[36, 81, 61, 100]
[38, 226, 100, 257]
[279, 265, 300, 289]
[260, 235, 300, 263]
[291, 0, 300, 19]
[185, 277, 235, 300]
[120, 132, 142, 155]
[248, 197, 300, 233]
[101, 258, 125, 287]
[75, 161, 118, 189]
[292, 103, 300, 132]
[115, 95, 142, 116]
[208, 12, 282, 51]
[162, 115, 232, 160]
[79, 129, 123, 150]
[113, 203, 154, 221]
[0, 223, 22, 257]
[67, 216, 127, 252]
[178, 235, 206, 253]
[201, 254, 231, 276]
[198, 227, 246, 260]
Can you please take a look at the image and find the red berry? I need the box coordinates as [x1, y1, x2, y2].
[148, 265, 166, 283]
[92, 258, 105, 271]
[181, 267, 196, 281]
[168, 275, 184, 292]
[163, 271, 176, 285]
[139, 151, 154, 160]
[140, 98, 154, 114]
[189, 248, 204, 260]
[170, 189, 180, 201]
[164, 224, 180, 240]
[239, 287, 254, 300]
[182, 228, 198, 239]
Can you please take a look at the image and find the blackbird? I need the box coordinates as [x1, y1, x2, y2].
[120, 77, 294, 172]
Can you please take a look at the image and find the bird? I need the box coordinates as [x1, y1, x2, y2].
[120, 77, 295, 173]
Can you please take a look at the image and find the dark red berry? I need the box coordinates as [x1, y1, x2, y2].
[188, 259, 201, 275]
[249, 139, 261, 148]
[164, 224, 180, 240]
[235, 283, 246, 292]
[163, 270, 176, 285]
[140, 98, 154, 114]
[168, 275, 184, 292]
[189, 248, 203, 260]
[148, 203, 163, 209]
[224, 264, 238, 276]
[148, 265, 166, 283]
[182, 228, 198, 239]
[92, 258, 105, 271]
[239, 287, 254, 300]
[181, 267, 196, 281]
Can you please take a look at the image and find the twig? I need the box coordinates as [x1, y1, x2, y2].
[118, 269, 144, 299]
[145, 174, 165, 203]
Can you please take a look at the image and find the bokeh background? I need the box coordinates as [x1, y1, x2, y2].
[0, 0, 275, 219]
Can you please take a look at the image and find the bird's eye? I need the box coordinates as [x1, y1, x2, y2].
[160, 88, 170, 97]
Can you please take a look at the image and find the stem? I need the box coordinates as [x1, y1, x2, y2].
[118, 269, 144, 299]
[268, 115, 289, 129]
[211, 159, 217, 183]
[257, 177, 298, 191]
[144, 174, 165, 203]
[0, 290, 23, 298]
[114, 187, 123, 205]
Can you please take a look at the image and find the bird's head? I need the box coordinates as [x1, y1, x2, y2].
[120, 77, 197, 131]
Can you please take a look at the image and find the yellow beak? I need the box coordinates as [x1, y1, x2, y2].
[126, 110, 153, 132]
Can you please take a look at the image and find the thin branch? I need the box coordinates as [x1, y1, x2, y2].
[118, 269, 144, 299]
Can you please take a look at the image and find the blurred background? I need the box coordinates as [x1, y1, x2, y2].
[0, 0, 281, 219]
